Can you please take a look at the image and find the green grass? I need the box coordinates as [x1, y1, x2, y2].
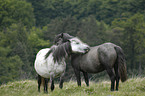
[0, 78, 145, 96]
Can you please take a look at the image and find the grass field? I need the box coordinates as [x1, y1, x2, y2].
[0, 78, 145, 96]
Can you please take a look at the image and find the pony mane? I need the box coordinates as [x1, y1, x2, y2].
[45, 42, 71, 62]
[45, 45, 56, 59]
[54, 33, 73, 44]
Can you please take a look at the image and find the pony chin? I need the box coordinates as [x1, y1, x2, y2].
[73, 50, 87, 54]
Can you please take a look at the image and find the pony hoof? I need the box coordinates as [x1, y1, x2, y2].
[44, 91, 48, 94]
[59, 86, 63, 89]
[111, 89, 114, 91]
[59, 83, 63, 89]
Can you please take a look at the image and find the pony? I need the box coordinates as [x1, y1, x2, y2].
[54, 33, 127, 91]
[34, 36, 90, 93]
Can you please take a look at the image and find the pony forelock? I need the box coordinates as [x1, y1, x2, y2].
[54, 33, 73, 45]
[45, 42, 71, 63]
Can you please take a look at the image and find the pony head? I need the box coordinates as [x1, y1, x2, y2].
[54, 33, 73, 45]
[54, 33, 90, 54]
[45, 37, 89, 62]
[68, 37, 90, 54]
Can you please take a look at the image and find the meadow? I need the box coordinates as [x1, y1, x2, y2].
[0, 78, 145, 96]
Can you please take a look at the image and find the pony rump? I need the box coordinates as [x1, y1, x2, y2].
[114, 46, 127, 82]
[45, 42, 71, 62]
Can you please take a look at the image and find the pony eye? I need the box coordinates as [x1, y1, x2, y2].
[71, 40, 79, 44]
[76, 42, 79, 44]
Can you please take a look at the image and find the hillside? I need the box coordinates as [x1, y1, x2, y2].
[0, 78, 145, 96]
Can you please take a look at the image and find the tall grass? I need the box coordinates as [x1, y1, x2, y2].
[0, 78, 145, 96]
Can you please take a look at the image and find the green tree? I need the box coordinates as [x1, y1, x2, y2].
[0, 23, 51, 84]
[0, 23, 32, 78]
[28, 27, 50, 69]
[0, 29, 24, 84]
[77, 16, 111, 46]
[0, 55, 23, 85]
[0, 0, 35, 30]
[43, 16, 79, 44]
[112, 13, 145, 75]
[27, 0, 73, 27]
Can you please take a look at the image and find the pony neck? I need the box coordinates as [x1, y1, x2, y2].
[71, 53, 83, 60]
[53, 42, 71, 62]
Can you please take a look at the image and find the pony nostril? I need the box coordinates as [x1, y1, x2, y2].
[87, 47, 90, 50]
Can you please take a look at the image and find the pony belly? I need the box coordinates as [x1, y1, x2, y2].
[89, 65, 105, 73]
[34, 59, 51, 78]
[35, 61, 66, 78]
[81, 63, 105, 73]
[34, 48, 52, 78]
[35, 63, 66, 78]
[79, 50, 105, 73]
[46, 61, 66, 77]
[53, 64, 66, 77]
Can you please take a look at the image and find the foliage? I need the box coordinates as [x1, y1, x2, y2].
[112, 13, 145, 75]
[42, 16, 80, 44]
[0, 55, 23, 85]
[0, 0, 35, 30]
[0, 23, 31, 80]
[0, 78, 145, 96]
[1, 0, 145, 85]
[77, 15, 111, 46]
[27, 27, 50, 68]
[0, 23, 50, 84]
[27, 0, 145, 26]
[27, 0, 74, 27]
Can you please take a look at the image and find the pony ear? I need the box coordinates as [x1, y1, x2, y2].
[61, 33, 63, 38]
[67, 39, 70, 42]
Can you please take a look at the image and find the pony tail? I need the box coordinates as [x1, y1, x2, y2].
[114, 46, 127, 82]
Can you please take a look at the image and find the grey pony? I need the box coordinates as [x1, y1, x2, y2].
[54, 33, 127, 91]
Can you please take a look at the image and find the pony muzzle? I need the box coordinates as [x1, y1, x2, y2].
[84, 47, 90, 53]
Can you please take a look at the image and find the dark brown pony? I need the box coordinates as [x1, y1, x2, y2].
[54, 33, 127, 91]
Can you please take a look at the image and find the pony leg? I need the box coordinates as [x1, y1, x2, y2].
[38, 75, 41, 92]
[83, 72, 89, 86]
[50, 77, 55, 91]
[59, 72, 65, 89]
[106, 68, 115, 91]
[115, 72, 120, 91]
[44, 78, 49, 93]
[74, 69, 81, 86]
[114, 63, 120, 91]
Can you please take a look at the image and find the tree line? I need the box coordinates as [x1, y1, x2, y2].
[0, 0, 145, 85]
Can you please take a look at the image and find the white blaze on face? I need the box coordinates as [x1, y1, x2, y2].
[69, 37, 89, 53]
